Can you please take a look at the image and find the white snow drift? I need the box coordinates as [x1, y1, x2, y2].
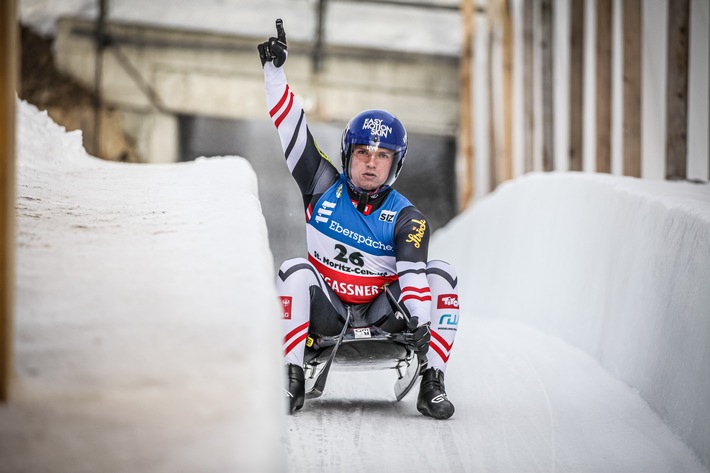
[0, 101, 284, 473]
[431, 172, 710, 468]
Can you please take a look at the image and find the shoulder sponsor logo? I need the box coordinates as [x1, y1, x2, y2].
[336, 184, 343, 198]
[406, 219, 427, 248]
[437, 294, 459, 309]
[379, 209, 396, 223]
[315, 200, 336, 224]
[280, 296, 292, 319]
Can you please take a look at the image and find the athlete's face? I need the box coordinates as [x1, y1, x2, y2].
[349, 144, 394, 192]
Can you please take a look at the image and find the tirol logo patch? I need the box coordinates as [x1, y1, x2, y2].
[280, 296, 293, 319]
[437, 294, 459, 309]
[379, 210, 396, 223]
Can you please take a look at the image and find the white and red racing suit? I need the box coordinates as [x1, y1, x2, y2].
[264, 62, 459, 372]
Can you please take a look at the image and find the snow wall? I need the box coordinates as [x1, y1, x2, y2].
[430, 172, 710, 468]
[0, 101, 285, 473]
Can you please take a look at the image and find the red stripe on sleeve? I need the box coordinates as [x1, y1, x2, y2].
[269, 85, 290, 117]
[274, 92, 295, 128]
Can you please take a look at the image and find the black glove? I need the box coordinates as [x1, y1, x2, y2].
[257, 19, 288, 67]
[405, 316, 431, 357]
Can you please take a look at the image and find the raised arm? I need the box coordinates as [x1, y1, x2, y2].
[258, 20, 338, 206]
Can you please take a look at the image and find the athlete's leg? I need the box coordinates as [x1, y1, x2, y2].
[277, 257, 347, 413]
[425, 260, 460, 373]
[276, 257, 345, 367]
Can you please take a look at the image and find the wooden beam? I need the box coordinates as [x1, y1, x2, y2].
[1, 0, 18, 403]
[92, 0, 107, 158]
[568, 0, 584, 171]
[523, 0, 535, 173]
[501, 0, 514, 182]
[488, 31, 498, 192]
[596, 0, 612, 173]
[313, 0, 328, 75]
[665, 0, 690, 180]
[541, 0, 554, 172]
[487, 0, 514, 190]
[622, 0, 642, 177]
[458, 0, 475, 210]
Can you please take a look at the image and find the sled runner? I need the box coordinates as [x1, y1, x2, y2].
[303, 325, 425, 401]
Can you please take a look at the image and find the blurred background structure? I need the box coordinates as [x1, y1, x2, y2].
[13, 0, 710, 268]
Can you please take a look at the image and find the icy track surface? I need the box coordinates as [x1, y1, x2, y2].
[286, 317, 706, 473]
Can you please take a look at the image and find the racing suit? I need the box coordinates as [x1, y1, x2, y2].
[264, 62, 459, 373]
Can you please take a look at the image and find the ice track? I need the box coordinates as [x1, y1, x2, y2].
[286, 317, 706, 473]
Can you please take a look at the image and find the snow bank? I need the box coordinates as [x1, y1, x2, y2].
[431, 172, 710, 467]
[0, 101, 284, 473]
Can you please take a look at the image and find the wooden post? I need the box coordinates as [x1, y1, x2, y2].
[622, 0, 642, 177]
[488, 30, 498, 192]
[1, 0, 18, 403]
[569, 0, 584, 171]
[313, 0, 328, 75]
[487, 0, 514, 191]
[665, 0, 690, 180]
[541, 0, 554, 172]
[596, 0, 613, 173]
[459, 0, 475, 210]
[523, 0, 535, 173]
[92, 0, 107, 158]
[501, 0, 514, 182]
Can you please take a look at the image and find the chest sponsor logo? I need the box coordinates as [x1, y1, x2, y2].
[437, 294, 459, 310]
[312, 250, 387, 276]
[314, 200, 336, 224]
[379, 210, 396, 223]
[406, 219, 427, 248]
[280, 296, 293, 319]
[328, 220, 393, 251]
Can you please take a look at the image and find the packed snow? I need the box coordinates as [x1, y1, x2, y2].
[2, 100, 709, 472]
[1, 101, 284, 473]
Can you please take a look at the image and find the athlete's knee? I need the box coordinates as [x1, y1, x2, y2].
[277, 258, 317, 282]
[426, 260, 458, 289]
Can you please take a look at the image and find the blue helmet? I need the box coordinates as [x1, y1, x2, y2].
[340, 109, 408, 188]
